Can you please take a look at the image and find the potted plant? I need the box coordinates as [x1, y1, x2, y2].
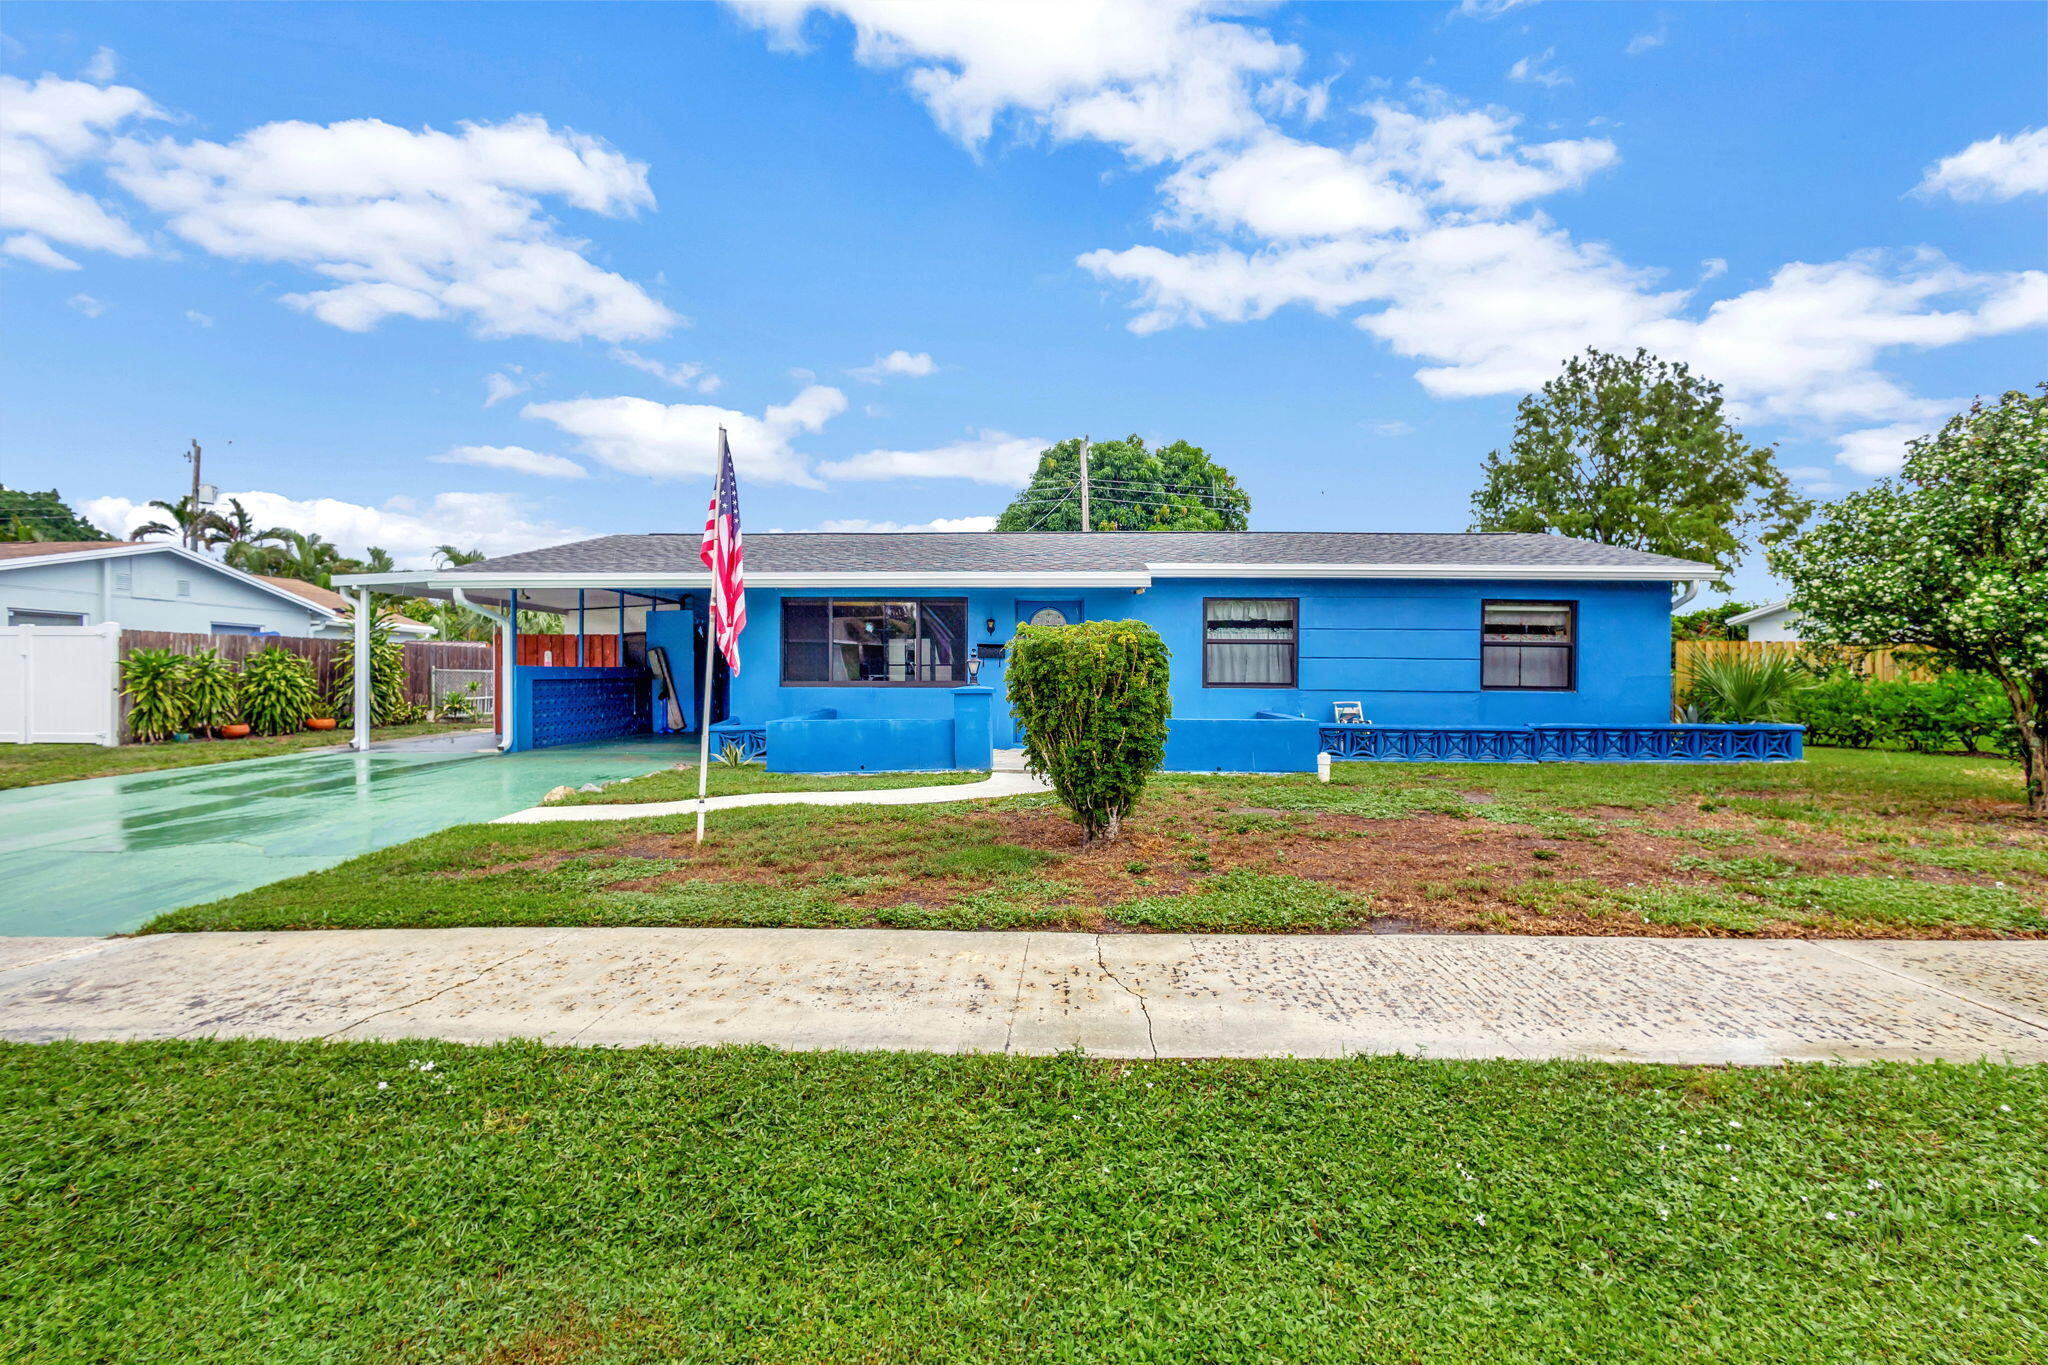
[220, 721, 253, 739]
[306, 698, 338, 731]
[238, 646, 320, 736]
[183, 650, 240, 740]
[120, 649, 190, 743]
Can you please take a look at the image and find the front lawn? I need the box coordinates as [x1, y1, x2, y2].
[3, 1042, 2040, 1364]
[150, 748, 2048, 938]
[555, 761, 987, 804]
[0, 722, 477, 790]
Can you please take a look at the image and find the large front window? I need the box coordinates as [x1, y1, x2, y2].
[781, 598, 968, 684]
[1481, 601, 1576, 690]
[1204, 597, 1297, 687]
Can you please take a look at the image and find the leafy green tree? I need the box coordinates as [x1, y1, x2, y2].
[1005, 619, 1172, 843]
[994, 436, 1250, 532]
[1672, 600, 1756, 642]
[1771, 386, 2047, 813]
[1471, 349, 1810, 573]
[0, 486, 113, 542]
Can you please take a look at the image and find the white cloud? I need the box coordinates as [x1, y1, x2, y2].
[1916, 128, 2048, 202]
[1456, 0, 1539, 18]
[431, 444, 587, 479]
[1161, 133, 1425, 240]
[82, 48, 120, 83]
[611, 347, 719, 391]
[83, 489, 585, 565]
[1370, 420, 1414, 437]
[185, 309, 212, 326]
[104, 112, 675, 341]
[522, 381, 848, 486]
[1625, 32, 1666, 56]
[733, 0, 1301, 163]
[3, 233, 80, 268]
[1356, 101, 1616, 212]
[1783, 464, 1845, 496]
[483, 369, 531, 407]
[1506, 49, 1570, 89]
[816, 429, 1046, 485]
[0, 74, 162, 268]
[67, 292, 104, 317]
[1832, 421, 1934, 478]
[796, 515, 999, 533]
[848, 349, 938, 382]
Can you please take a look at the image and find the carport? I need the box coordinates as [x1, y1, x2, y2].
[334, 556, 724, 754]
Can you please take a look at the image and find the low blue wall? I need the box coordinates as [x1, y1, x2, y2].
[762, 688, 995, 773]
[1164, 717, 1321, 773]
[1319, 723, 1803, 763]
[514, 666, 648, 750]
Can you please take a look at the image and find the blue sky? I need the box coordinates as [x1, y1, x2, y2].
[2, 0, 2042, 602]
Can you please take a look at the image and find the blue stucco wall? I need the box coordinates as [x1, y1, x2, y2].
[723, 577, 1675, 740]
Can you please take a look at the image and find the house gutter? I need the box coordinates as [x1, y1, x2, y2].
[453, 587, 515, 752]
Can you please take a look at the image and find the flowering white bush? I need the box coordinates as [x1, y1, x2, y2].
[1772, 385, 2047, 812]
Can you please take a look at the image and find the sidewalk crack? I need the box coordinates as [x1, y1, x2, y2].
[1805, 941, 2048, 1039]
[313, 937, 563, 1041]
[1094, 936, 1158, 1060]
[1003, 936, 1032, 1055]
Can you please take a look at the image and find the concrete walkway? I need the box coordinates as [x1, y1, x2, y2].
[500, 770, 1052, 824]
[3, 929, 2044, 1064]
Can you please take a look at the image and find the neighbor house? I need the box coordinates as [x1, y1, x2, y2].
[0, 541, 432, 638]
[1726, 598, 1807, 643]
[340, 530, 1800, 768]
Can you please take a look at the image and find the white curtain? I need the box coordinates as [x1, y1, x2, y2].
[1205, 599, 1294, 685]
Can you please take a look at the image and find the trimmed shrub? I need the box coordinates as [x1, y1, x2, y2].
[238, 646, 319, 736]
[1006, 619, 1171, 844]
[1788, 672, 2020, 755]
[121, 649, 190, 742]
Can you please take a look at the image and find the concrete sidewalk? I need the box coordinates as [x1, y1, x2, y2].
[499, 770, 1052, 825]
[3, 929, 2044, 1063]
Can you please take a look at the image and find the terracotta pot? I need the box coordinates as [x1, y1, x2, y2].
[306, 717, 338, 731]
[221, 723, 252, 739]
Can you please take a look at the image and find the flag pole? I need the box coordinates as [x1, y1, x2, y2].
[694, 427, 725, 844]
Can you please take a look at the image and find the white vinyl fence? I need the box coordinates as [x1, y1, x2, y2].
[0, 621, 122, 746]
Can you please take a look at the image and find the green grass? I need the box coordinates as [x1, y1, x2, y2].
[0, 721, 472, 790]
[3, 1042, 2041, 1364]
[557, 762, 988, 803]
[143, 749, 2048, 939]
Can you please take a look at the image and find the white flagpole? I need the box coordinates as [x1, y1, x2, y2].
[694, 428, 725, 844]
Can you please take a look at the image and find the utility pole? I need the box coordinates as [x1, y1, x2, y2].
[184, 439, 202, 550]
[1078, 435, 1091, 533]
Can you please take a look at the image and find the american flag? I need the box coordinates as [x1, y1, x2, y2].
[699, 427, 746, 673]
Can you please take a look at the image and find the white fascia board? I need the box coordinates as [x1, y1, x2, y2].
[1143, 561, 1722, 582]
[1726, 598, 1793, 626]
[336, 570, 1154, 591]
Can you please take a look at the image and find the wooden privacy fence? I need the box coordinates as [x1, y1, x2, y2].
[115, 630, 492, 740]
[1672, 640, 1937, 702]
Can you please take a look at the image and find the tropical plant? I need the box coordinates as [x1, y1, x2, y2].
[994, 436, 1251, 532]
[266, 530, 349, 587]
[1471, 349, 1810, 573]
[438, 683, 477, 722]
[1683, 653, 1812, 723]
[435, 545, 486, 567]
[202, 499, 289, 558]
[0, 485, 112, 542]
[237, 646, 319, 736]
[715, 742, 757, 768]
[330, 612, 408, 724]
[1005, 619, 1172, 843]
[130, 495, 214, 549]
[121, 649, 190, 742]
[181, 650, 240, 737]
[1772, 386, 2048, 813]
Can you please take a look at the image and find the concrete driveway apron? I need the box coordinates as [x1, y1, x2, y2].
[0, 737, 684, 936]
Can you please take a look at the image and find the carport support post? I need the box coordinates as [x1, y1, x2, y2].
[349, 587, 371, 753]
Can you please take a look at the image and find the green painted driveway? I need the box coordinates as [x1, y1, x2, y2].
[0, 738, 687, 936]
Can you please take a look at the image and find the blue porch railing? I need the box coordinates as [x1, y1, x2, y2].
[1317, 723, 1803, 763]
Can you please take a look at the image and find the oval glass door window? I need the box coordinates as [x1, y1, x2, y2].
[1028, 607, 1070, 627]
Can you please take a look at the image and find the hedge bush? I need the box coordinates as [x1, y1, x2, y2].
[1005, 619, 1171, 843]
[1789, 673, 2019, 754]
[238, 646, 319, 736]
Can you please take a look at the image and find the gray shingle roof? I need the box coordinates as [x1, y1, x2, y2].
[441, 531, 1713, 575]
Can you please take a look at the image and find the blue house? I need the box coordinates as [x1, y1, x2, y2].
[340, 531, 1799, 768]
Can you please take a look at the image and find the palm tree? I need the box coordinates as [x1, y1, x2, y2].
[268, 530, 348, 587]
[435, 545, 486, 567]
[204, 499, 290, 558]
[130, 496, 213, 548]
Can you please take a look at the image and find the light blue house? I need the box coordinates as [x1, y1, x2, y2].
[343, 530, 1799, 768]
[0, 541, 431, 638]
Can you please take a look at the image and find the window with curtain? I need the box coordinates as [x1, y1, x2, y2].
[781, 598, 968, 684]
[1204, 597, 1297, 686]
[1481, 601, 1575, 690]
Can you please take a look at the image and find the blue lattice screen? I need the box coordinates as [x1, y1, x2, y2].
[528, 673, 648, 748]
